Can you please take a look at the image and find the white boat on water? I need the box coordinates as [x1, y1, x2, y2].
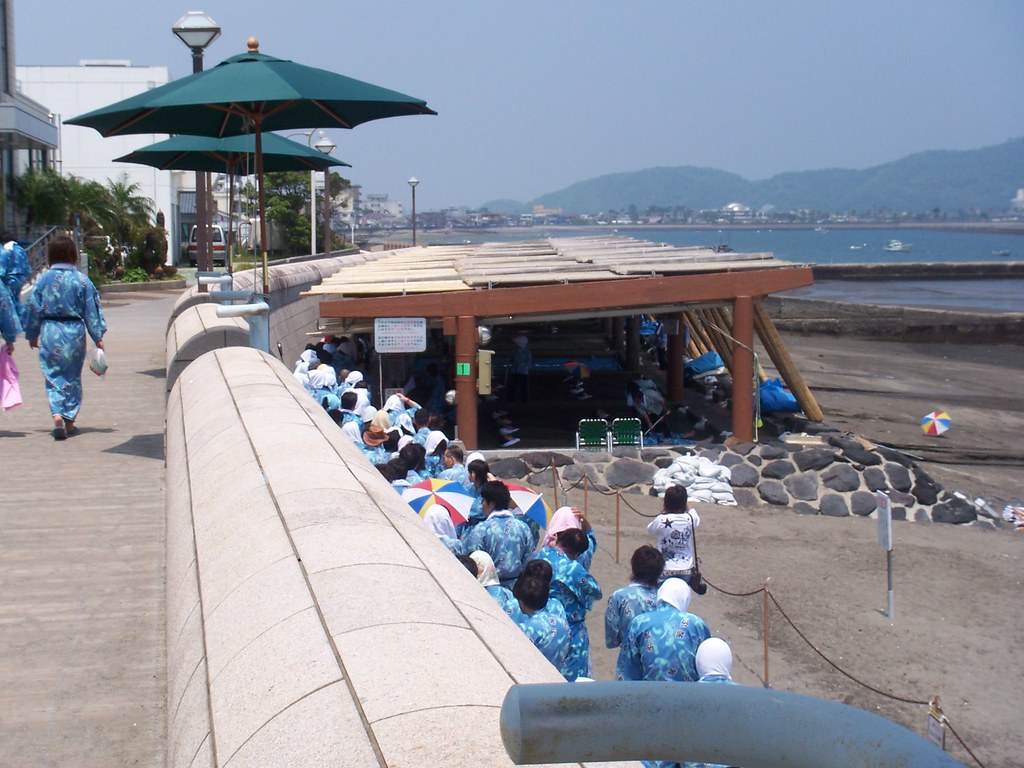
[883, 239, 912, 252]
[992, 249, 1011, 258]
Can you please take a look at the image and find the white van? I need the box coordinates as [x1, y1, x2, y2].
[186, 225, 227, 267]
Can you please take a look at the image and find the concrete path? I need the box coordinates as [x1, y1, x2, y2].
[0, 289, 174, 767]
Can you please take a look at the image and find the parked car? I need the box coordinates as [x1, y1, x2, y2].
[186, 224, 227, 267]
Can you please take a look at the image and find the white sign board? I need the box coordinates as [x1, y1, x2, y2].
[374, 317, 427, 353]
[876, 491, 893, 551]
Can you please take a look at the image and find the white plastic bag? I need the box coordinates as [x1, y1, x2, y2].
[87, 347, 108, 378]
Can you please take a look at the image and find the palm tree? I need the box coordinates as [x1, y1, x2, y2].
[93, 174, 154, 252]
[14, 169, 67, 229]
[63, 175, 110, 234]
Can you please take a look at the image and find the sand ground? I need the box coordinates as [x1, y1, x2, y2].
[517, 332, 1023, 768]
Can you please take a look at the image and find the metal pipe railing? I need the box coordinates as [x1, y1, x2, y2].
[500, 681, 962, 767]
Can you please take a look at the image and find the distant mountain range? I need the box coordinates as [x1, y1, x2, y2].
[482, 138, 1024, 215]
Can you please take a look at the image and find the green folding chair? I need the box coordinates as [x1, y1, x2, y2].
[610, 417, 644, 453]
[575, 418, 610, 451]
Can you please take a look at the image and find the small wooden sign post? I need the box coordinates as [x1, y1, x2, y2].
[876, 490, 894, 618]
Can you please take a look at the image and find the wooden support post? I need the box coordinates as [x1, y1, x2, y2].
[625, 316, 641, 371]
[455, 315, 479, 449]
[684, 310, 713, 355]
[703, 308, 734, 371]
[612, 317, 626, 363]
[753, 299, 824, 421]
[667, 311, 686, 403]
[731, 295, 755, 442]
[615, 490, 621, 565]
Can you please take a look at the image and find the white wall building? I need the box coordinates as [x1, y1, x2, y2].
[17, 61, 183, 259]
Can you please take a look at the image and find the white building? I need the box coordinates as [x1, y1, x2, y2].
[17, 61, 183, 258]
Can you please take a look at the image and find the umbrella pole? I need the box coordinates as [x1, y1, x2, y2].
[256, 125, 269, 295]
[227, 169, 235, 275]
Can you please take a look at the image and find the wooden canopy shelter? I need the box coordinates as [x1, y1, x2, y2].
[310, 236, 816, 449]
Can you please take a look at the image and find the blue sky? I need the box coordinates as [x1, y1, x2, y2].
[15, 1, 1024, 211]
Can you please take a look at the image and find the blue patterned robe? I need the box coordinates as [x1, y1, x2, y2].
[460, 511, 534, 584]
[604, 583, 659, 649]
[533, 540, 602, 681]
[0, 241, 30, 319]
[437, 462, 468, 487]
[616, 604, 711, 683]
[23, 265, 106, 421]
[0, 281, 21, 344]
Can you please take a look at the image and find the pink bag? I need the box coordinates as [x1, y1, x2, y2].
[0, 346, 22, 411]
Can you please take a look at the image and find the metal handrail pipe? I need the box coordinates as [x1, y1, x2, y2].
[215, 302, 269, 319]
[197, 272, 232, 287]
[499, 681, 962, 768]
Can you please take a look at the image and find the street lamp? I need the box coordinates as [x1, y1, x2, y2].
[407, 176, 419, 246]
[315, 133, 336, 256]
[286, 129, 321, 254]
[172, 11, 221, 284]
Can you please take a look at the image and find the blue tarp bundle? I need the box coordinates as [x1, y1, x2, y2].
[759, 378, 800, 413]
[684, 352, 725, 377]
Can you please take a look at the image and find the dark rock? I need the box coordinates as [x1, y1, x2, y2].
[528, 470, 554, 485]
[914, 508, 932, 523]
[605, 458, 657, 489]
[875, 445, 915, 467]
[863, 467, 888, 492]
[821, 464, 861, 492]
[758, 445, 787, 460]
[669, 446, 699, 457]
[840, 446, 883, 466]
[888, 489, 916, 507]
[699, 446, 724, 461]
[757, 480, 790, 506]
[826, 435, 862, 452]
[571, 452, 613, 467]
[762, 460, 797, 479]
[850, 491, 878, 516]
[719, 452, 746, 468]
[612, 446, 646, 459]
[931, 498, 978, 524]
[653, 456, 676, 469]
[560, 463, 602, 486]
[729, 463, 760, 488]
[911, 471, 939, 506]
[884, 464, 912, 492]
[747, 454, 762, 467]
[792, 501, 819, 515]
[641, 448, 673, 462]
[793, 447, 837, 472]
[490, 457, 529, 479]
[728, 441, 757, 456]
[520, 451, 573, 469]
[732, 488, 760, 507]
[820, 494, 850, 517]
[891, 506, 908, 521]
[784, 473, 819, 501]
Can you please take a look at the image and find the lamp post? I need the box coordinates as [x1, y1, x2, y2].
[315, 133, 336, 256]
[172, 11, 221, 285]
[407, 176, 419, 246]
[286, 129, 320, 254]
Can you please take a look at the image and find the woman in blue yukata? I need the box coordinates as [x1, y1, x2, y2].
[533, 515, 602, 681]
[469, 550, 514, 604]
[23, 237, 106, 440]
[676, 638, 740, 768]
[616, 577, 711, 683]
[604, 544, 665, 649]
[0, 279, 21, 353]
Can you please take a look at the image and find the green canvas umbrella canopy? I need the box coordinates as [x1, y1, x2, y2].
[114, 133, 353, 274]
[68, 39, 435, 291]
[112, 132, 352, 173]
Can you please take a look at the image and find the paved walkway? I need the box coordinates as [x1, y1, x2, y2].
[1, 289, 174, 767]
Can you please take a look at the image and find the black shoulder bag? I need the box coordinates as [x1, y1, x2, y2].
[688, 512, 708, 595]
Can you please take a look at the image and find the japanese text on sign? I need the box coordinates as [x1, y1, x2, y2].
[374, 317, 427, 353]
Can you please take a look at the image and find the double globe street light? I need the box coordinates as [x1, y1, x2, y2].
[314, 133, 336, 256]
[407, 176, 419, 246]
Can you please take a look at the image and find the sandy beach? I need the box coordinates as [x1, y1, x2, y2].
[517, 330, 1023, 767]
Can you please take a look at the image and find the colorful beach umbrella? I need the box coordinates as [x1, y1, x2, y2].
[563, 360, 592, 379]
[505, 483, 554, 528]
[920, 410, 951, 436]
[402, 479, 474, 525]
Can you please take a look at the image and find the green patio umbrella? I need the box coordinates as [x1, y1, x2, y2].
[68, 38, 435, 291]
[114, 132, 353, 273]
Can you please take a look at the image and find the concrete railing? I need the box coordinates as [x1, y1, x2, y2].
[165, 346, 633, 767]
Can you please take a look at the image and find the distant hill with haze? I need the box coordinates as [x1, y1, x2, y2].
[483, 138, 1024, 215]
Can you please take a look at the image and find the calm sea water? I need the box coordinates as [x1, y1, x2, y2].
[415, 226, 1024, 313]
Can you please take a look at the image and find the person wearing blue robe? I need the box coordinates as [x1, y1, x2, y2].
[506, 575, 572, 676]
[469, 550, 515, 603]
[460, 481, 534, 587]
[22, 237, 106, 440]
[0, 279, 21, 351]
[533, 525, 602, 681]
[605, 545, 664, 649]
[617, 578, 711, 683]
[0, 232, 30, 320]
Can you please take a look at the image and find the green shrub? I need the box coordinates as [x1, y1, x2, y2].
[121, 267, 150, 283]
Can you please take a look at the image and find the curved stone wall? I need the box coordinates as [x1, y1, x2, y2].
[165, 347, 630, 767]
[165, 304, 248, 395]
